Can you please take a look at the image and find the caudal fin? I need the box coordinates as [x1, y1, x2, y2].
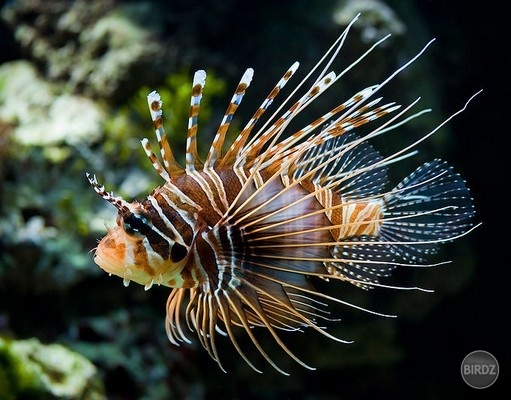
[381, 158, 475, 263]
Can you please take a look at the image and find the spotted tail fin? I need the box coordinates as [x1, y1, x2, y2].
[381, 159, 475, 263]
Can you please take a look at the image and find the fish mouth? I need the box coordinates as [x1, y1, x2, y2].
[93, 251, 125, 278]
[93, 248, 146, 287]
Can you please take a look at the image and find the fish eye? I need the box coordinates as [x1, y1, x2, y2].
[122, 212, 152, 236]
[170, 242, 188, 262]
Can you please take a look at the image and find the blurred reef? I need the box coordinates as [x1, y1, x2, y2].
[0, 336, 104, 399]
[0, 0, 487, 399]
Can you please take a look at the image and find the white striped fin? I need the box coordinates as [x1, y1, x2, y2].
[205, 68, 254, 169]
[186, 70, 207, 171]
[256, 85, 382, 170]
[237, 71, 337, 168]
[147, 91, 163, 123]
[220, 62, 300, 167]
[146, 91, 183, 178]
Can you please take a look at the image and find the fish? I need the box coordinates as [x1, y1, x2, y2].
[87, 15, 480, 374]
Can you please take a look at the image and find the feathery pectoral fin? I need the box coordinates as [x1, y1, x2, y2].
[209, 177, 335, 327]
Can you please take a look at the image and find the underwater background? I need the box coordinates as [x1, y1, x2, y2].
[0, 0, 506, 399]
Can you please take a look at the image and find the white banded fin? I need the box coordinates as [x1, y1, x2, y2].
[186, 70, 207, 171]
[147, 91, 163, 124]
[205, 68, 255, 169]
[145, 91, 183, 177]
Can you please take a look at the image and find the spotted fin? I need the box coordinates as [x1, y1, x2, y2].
[380, 158, 475, 262]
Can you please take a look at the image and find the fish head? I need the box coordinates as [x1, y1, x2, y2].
[88, 174, 191, 289]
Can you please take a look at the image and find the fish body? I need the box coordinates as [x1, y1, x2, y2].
[88, 16, 478, 374]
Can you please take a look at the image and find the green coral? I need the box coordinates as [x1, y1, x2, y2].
[0, 337, 105, 400]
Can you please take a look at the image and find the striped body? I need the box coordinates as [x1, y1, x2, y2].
[88, 16, 479, 374]
[95, 167, 385, 290]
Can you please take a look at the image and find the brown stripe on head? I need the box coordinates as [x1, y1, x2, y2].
[148, 191, 195, 245]
[145, 230, 171, 261]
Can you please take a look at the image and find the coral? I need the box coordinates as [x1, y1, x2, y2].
[0, 61, 105, 147]
[0, 336, 105, 399]
[1, 0, 171, 102]
[333, 0, 406, 43]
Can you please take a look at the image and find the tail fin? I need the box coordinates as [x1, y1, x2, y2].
[381, 158, 475, 263]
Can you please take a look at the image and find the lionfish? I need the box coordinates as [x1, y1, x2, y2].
[87, 16, 480, 374]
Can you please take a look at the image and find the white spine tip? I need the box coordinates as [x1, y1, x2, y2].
[242, 68, 254, 85]
[147, 91, 163, 120]
[193, 70, 207, 86]
[147, 90, 160, 101]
